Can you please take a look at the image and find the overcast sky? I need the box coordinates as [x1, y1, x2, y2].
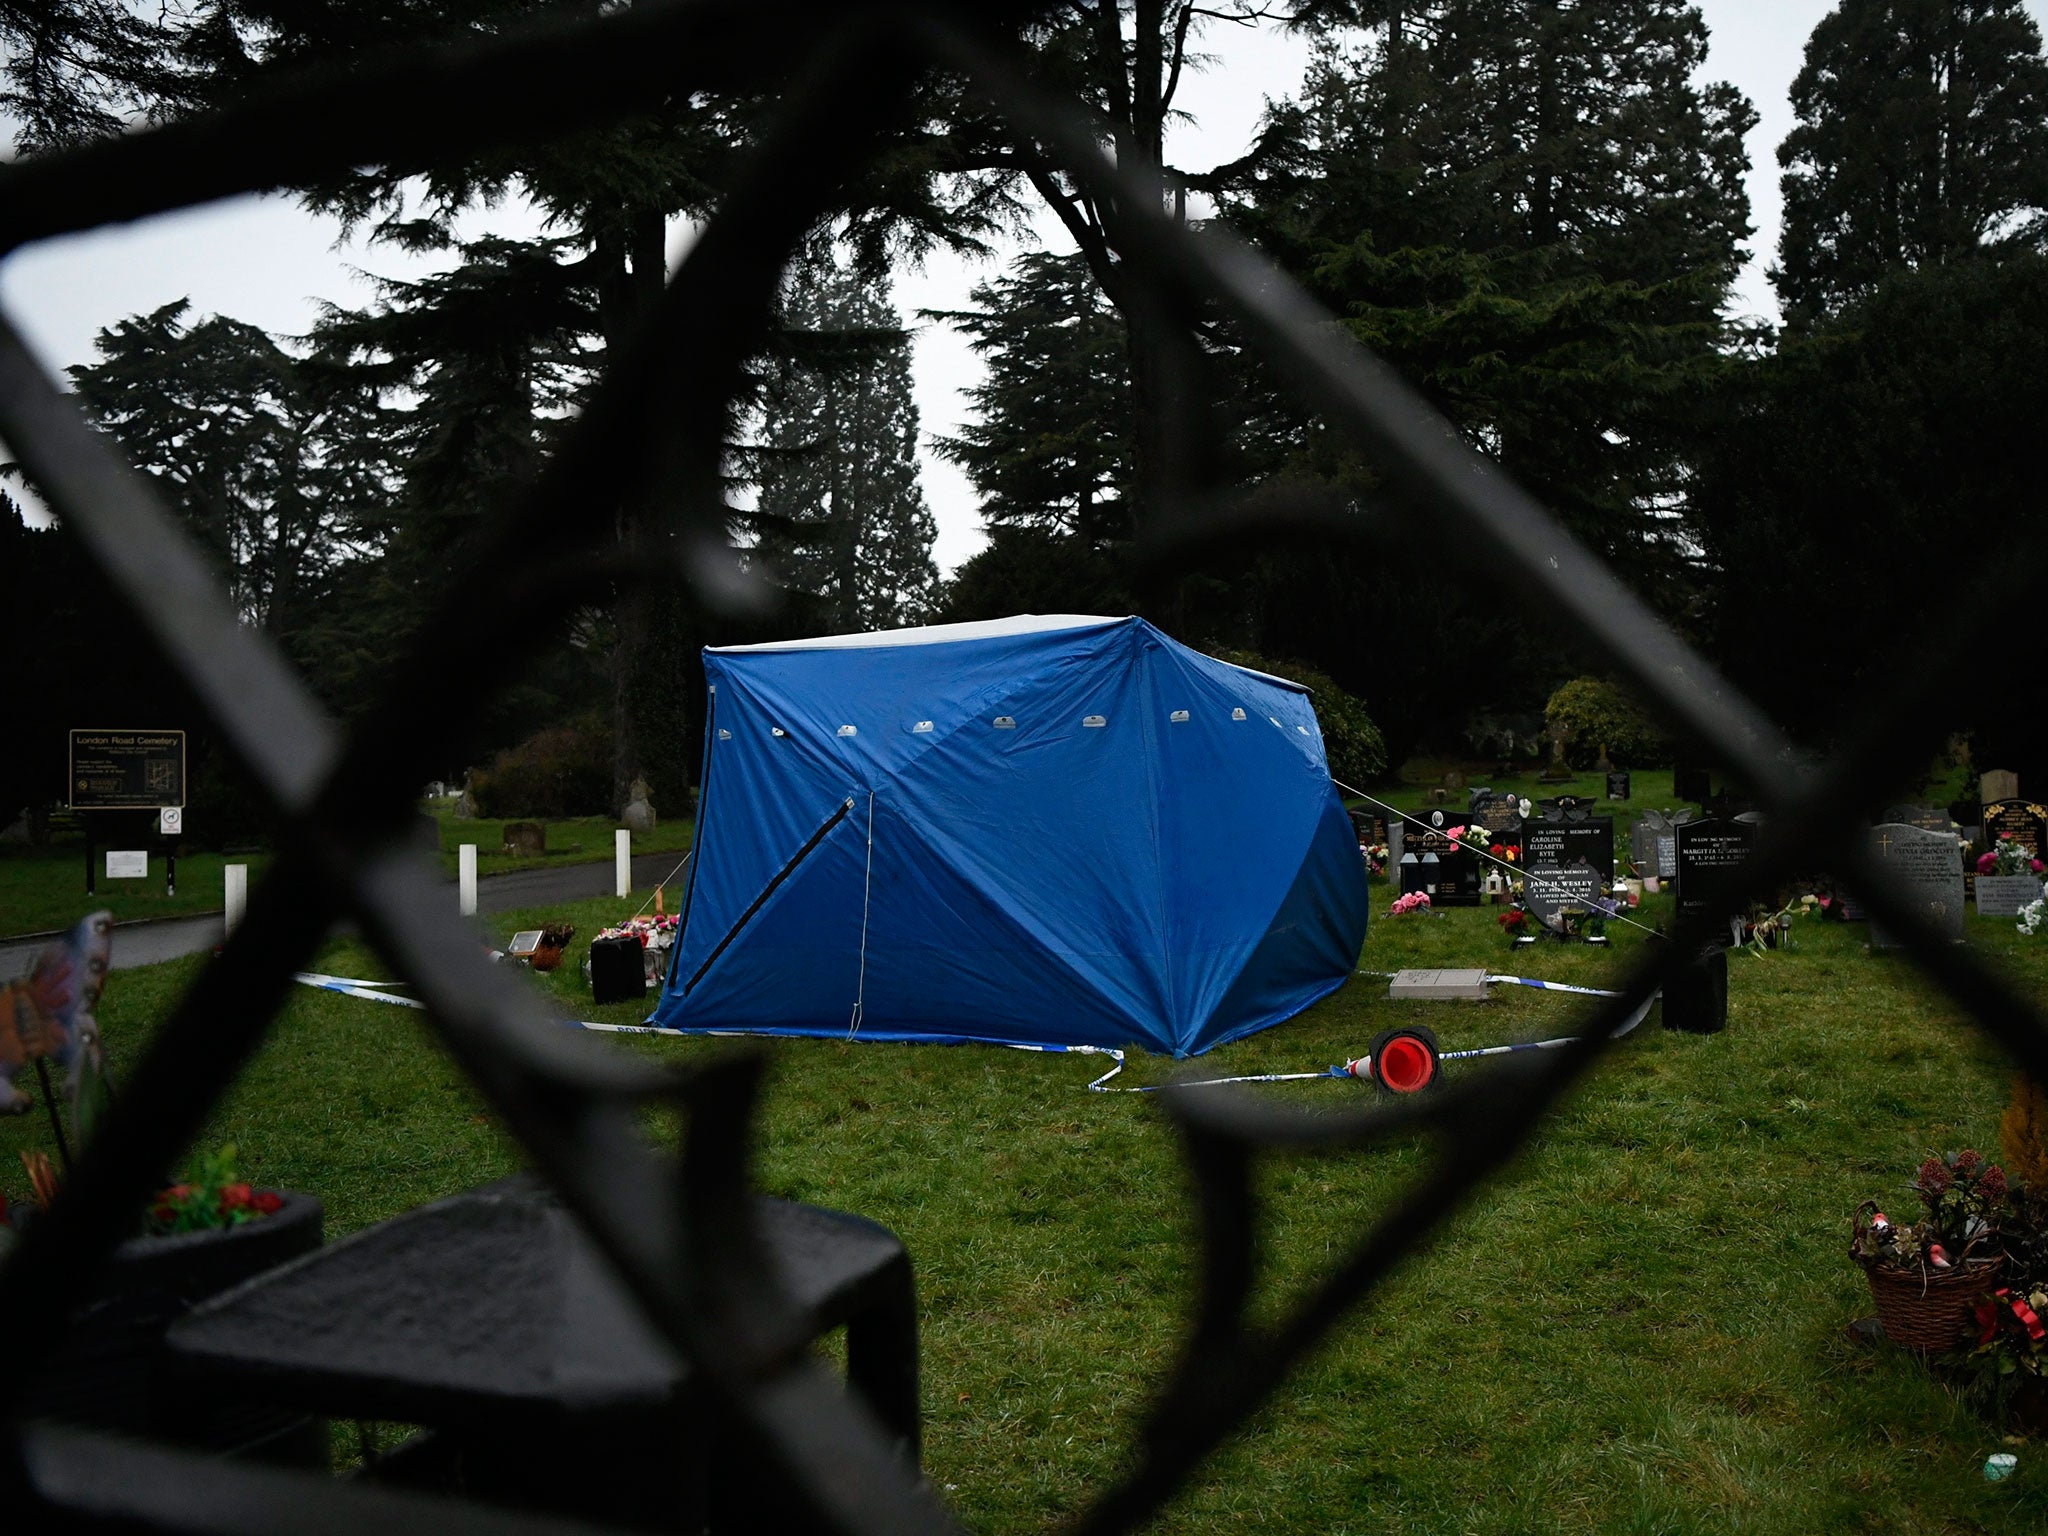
[5, 2, 2041, 567]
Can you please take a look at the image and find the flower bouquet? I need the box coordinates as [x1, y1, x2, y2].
[1851, 1151, 2010, 1350]
[1387, 891, 1431, 917]
[1979, 834, 2046, 879]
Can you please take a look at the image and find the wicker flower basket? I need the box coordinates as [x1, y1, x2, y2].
[1850, 1199, 2007, 1352]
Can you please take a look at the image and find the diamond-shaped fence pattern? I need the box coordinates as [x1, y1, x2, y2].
[5, 5, 2048, 1533]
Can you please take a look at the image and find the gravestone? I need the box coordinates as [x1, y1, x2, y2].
[1523, 812, 1615, 885]
[502, 822, 546, 857]
[1950, 800, 1984, 842]
[1468, 790, 1524, 840]
[1407, 806, 1481, 906]
[1522, 863, 1603, 936]
[1982, 799, 2048, 861]
[1537, 795, 1599, 821]
[1630, 811, 1678, 880]
[1976, 876, 2045, 918]
[1540, 720, 1573, 781]
[1868, 823, 1966, 949]
[1388, 816, 1403, 866]
[1884, 804, 1956, 836]
[621, 778, 657, 836]
[1674, 818, 1760, 946]
[1982, 769, 2021, 804]
[1673, 766, 1712, 805]
[1606, 771, 1631, 801]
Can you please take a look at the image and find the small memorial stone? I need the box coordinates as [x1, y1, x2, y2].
[1468, 790, 1524, 839]
[1606, 771, 1631, 801]
[1867, 823, 1966, 949]
[1976, 876, 2045, 918]
[502, 821, 546, 857]
[1675, 818, 1760, 946]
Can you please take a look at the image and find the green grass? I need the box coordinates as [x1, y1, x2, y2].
[421, 809, 695, 878]
[0, 812, 694, 937]
[7, 886, 2048, 1531]
[0, 845, 277, 936]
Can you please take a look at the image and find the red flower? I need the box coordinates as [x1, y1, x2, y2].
[2013, 1291, 2048, 1344]
[152, 1182, 194, 1221]
[1918, 1157, 1951, 1195]
[218, 1182, 254, 1214]
[251, 1190, 284, 1216]
[1978, 851, 1999, 874]
[1983, 1166, 2009, 1202]
[1957, 1149, 1983, 1176]
[1979, 1294, 2003, 1345]
[1489, 843, 1505, 857]
[1498, 910, 1528, 933]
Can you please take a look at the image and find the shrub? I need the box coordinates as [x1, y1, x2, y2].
[1543, 677, 1670, 768]
[2004, 1075, 2048, 1195]
[471, 716, 613, 819]
[1208, 650, 1388, 785]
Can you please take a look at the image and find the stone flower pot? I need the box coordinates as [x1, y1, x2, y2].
[14, 1190, 324, 1456]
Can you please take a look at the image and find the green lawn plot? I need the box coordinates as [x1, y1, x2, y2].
[8, 887, 2048, 1532]
[0, 843, 275, 937]
[424, 811, 695, 878]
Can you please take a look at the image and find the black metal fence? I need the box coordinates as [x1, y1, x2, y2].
[6, 4, 2048, 1532]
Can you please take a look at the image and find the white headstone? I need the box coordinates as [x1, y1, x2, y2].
[224, 863, 248, 935]
[615, 828, 631, 898]
[459, 844, 478, 917]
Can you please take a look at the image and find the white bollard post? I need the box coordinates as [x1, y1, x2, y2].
[223, 864, 248, 937]
[459, 843, 478, 916]
[615, 829, 631, 898]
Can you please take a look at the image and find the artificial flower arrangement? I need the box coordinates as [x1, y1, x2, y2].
[1358, 842, 1389, 877]
[2020, 895, 2046, 937]
[1979, 834, 2046, 879]
[1739, 899, 1802, 954]
[1387, 891, 1432, 917]
[148, 1145, 285, 1234]
[596, 912, 681, 950]
[1852, 1151, 2009, 1273]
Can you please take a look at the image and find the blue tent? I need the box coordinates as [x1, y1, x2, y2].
[649, 615, 1368, 1057]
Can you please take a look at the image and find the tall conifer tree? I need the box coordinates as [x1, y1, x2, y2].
[743, 250, 938, 633]
[1774, 0, 2048, 320]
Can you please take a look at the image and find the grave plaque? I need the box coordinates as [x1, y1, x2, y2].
[104, 850, 147, 879]
[1868, 823, 1966, 949]
[1606, 771, 1631, 801]
[1982, 799, 2048, 861]
[1976, 876, 2045, 918]
[1630, 812, 1678, 879]
[1522, 816, 1615, 884]
[1674, 818, 1760, 944]
[1522, 863, 1603, 935]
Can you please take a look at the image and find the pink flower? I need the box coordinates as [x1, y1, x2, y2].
[1978, 852, 1999, 874]
[2033, 859, 2045, 875]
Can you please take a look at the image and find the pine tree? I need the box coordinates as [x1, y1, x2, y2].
[1775, 0, 2048, 320]
[926, 250, 1133, 548]
[742, 250, 938, 633]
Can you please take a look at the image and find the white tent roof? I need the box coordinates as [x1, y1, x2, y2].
[708, 615, 1127, 654]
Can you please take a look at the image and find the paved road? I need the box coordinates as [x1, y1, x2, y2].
[0, 849, 693, 980]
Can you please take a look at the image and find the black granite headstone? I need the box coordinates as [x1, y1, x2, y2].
[1674, 818, 1760, 946]
[1405, 807, 1481, 905]
[1522, 816, 1615, 885]
[1468, 790, 1524, 839]
[1867, 823, 1966, 949]
[1982, 799, 2048, 861]
[1884, 804, 1956, 835]
[1673, 767, 1711, 804]
[1606, 771, 1631, 801]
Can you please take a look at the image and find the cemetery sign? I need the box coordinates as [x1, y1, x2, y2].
[69, 729, 185, 809]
